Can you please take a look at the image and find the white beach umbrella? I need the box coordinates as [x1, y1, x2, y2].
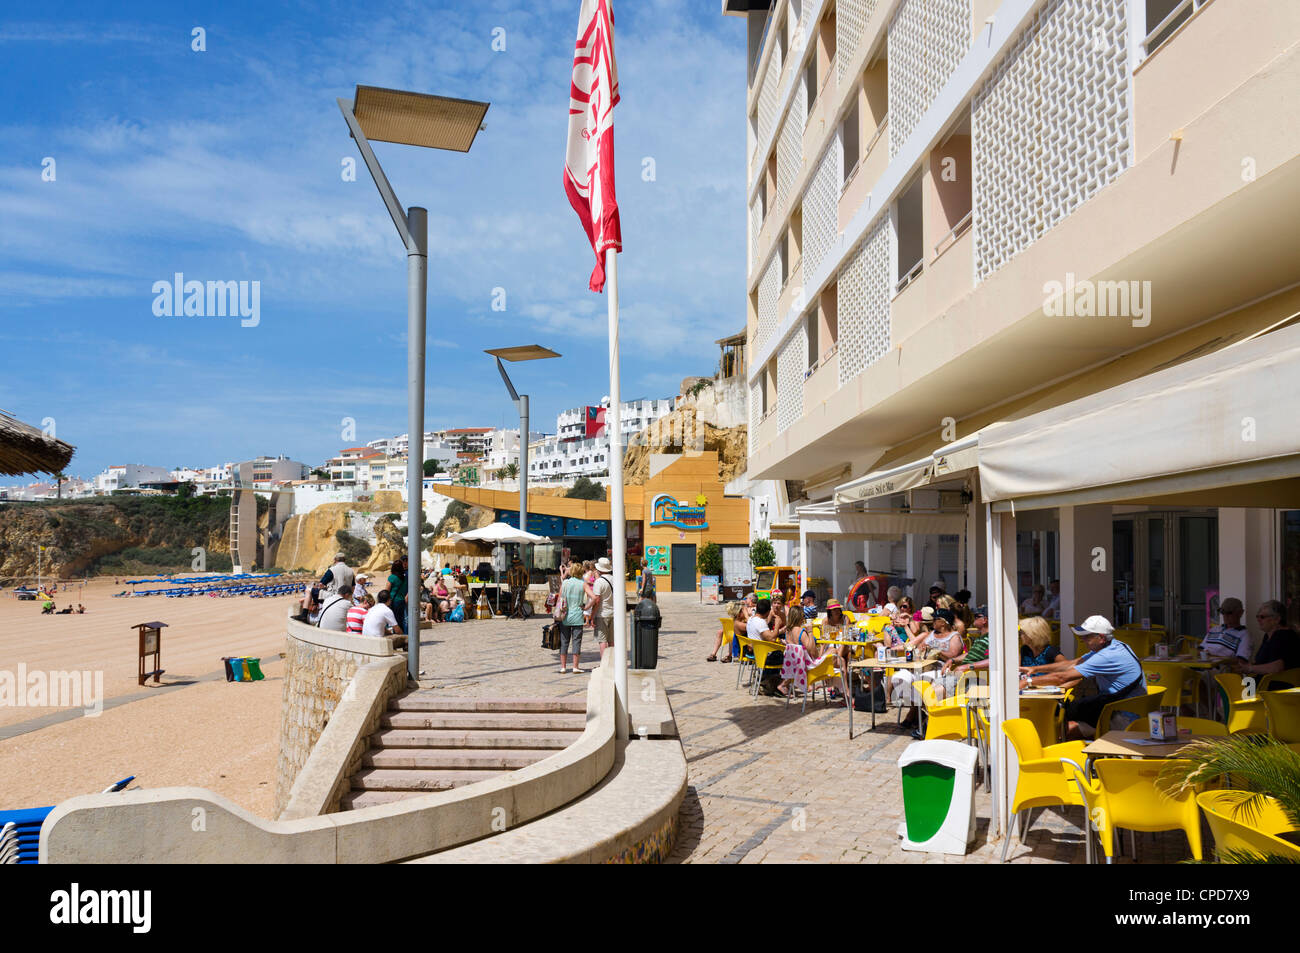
[450, 522, 551, 545]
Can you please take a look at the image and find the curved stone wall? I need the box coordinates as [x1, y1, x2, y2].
[275, 614, 399, 816]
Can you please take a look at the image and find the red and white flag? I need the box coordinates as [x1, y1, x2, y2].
[564, 0, 621, 293]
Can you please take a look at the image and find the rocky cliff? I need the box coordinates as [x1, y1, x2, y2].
[0, 496, 233, 580]
[273, 491, 406, 577]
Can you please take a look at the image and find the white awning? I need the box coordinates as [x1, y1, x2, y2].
[833, 456, 932, 504]
[777, 510, 967, 540]
[978, 322, 1300, 512]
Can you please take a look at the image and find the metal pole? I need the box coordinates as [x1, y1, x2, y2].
[605, 248, 628, 739]
[519, 394, 529, 536]
[406, 207, 428, 684]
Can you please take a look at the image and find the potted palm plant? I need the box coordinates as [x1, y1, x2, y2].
[1160, 734, 1300, 863]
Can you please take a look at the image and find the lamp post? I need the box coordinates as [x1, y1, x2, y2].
[339, 85, 489, 685]
[485, 346, 561, 538]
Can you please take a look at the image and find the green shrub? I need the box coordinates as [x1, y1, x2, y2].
[697, 542, 723, 576]
[335, 530, 372, 565]
[749, 538, 775, 570]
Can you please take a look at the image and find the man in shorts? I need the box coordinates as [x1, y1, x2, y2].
[588, 557, 617, 659]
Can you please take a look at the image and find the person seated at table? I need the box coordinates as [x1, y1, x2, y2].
[1019, 615, 1066, 668]
[776, 617, 833, 699]
[768, 591, 790, 641]
[1021, 615, 1146, 740]
[1227, 600, 1300, 688]
[890, 609, 965, 735]
[886, 585, 902, 609]
[799, 589, 818, 621]
[707, 600, 750, 663]
[934, 595, 967, 638]
[1199, 597, 1251, 661]
[747, 598, 786, 695]
[943, 610, 992, 691]
[953, 589, 975, 629]
[1020, 585, 1047, 615]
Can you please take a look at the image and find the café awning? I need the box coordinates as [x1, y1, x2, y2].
[978, 321, 1300, 512]
[833, 434, 979, 505]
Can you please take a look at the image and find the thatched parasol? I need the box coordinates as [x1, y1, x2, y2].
[0, 409, 75, 477]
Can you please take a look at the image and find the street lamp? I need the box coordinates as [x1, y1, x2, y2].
[340, 85, 489, 685]
[485, 345, 561, 538]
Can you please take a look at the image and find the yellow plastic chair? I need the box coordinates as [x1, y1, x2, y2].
[1214, 673, 1269, 733]
[1000, 718, 1086, 862]
[1114, 630, 1159, 658]
[1263, 690, 1300, 743]
[1095, 686, 1167, 735]
[1123, 715, 1227, 736]
[1019, 695, 1064, 748]
[786, 653, 839, 712]
[1197, 790, 1300, 862]
[911, 680, 970, 741]
[1061, 758, 1203, 863]
[741, 636, 785, 697]
[1262, 667, 1300, 691]
[1143, 662, 1194, 712]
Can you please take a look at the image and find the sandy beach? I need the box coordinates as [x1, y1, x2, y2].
[0, 576, 295, 817]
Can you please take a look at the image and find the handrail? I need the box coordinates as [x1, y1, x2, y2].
[894, 258, 924, 295]
[864, 112, 889, 157]
[933, 209, 973, 259]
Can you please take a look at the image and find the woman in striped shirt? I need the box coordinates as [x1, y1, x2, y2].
[347, 592, 374, 634]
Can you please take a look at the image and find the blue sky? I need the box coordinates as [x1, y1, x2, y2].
[0, 0, 747, 481]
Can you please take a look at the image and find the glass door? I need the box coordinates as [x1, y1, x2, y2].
[1175, 515, 1218, 641]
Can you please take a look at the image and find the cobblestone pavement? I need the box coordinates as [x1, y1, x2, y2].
[414, 591, 1200, 864]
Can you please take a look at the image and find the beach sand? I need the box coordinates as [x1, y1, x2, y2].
[0, 577, 296, 818]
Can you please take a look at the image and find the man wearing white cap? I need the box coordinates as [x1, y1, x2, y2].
[1020, 614, 1146, 740]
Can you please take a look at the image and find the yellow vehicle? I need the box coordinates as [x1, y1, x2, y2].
[754, 566, 801, 604]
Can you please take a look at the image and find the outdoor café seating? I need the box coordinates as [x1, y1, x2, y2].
[1001, 718, 1086, 862]
[1060, 757, 1203, 864]
[1198, 791, 1300, 862]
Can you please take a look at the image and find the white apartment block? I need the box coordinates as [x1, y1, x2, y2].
[527, 435, 611, 483]
[556, 398, 675, 444]
[727, 0, 1299, 659]
[93, 464, 170, 493]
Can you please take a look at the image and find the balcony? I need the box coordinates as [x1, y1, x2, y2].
[777, 256, 803, 321]
[839, 114, 888, 232]
[803, 347, 839, 410]
[802, 57, 838, 166]
[755, 407, 778, 454]
[889, 225, 974, 347]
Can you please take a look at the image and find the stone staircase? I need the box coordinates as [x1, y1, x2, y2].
[340, 694, 587, 810]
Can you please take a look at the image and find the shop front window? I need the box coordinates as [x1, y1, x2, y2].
[1283, 511, 1300, 625]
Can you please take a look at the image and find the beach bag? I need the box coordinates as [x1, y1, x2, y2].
[552, 590, 568, 623]
[542, 622, 561, 650]
[449, 604, 465, 623]
[853, 681, 888, 713]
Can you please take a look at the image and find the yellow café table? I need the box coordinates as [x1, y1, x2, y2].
[846, 657, 940, 739]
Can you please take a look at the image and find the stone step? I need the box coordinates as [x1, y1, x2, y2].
[381, 711, 587, 732]
[371, 729, 583, 750]
[363, 748, 559, 770]
[351, 767, 513, 792]
[339, 789, 427, 810]
[389, 695, 586, 714]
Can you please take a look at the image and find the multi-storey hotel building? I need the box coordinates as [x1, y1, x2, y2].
[725, 0, 1300, 823]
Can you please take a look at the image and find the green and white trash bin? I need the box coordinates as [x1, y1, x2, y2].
[897, 739, 978, 854]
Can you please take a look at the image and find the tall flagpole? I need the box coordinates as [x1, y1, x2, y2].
[606, 246, 628, 740]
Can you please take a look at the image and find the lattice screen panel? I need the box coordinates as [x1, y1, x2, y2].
[973, 0, 1130, 280]
[756, 253, 782, 350]
[837, 215, 891, 386]
[776, 320, 808, 435]
[888, 0, 971, 157]
[800, 143, 839, 280]
[757, 39, 785, 152]
[837, 0, 876, 84]
[749, 378, 763, 454]
[776, 94, 806, 215]
[749, 197, 761, 273]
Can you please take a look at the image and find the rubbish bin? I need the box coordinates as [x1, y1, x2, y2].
[631, 598, 662, 669]
[897, 739, 978, 854]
